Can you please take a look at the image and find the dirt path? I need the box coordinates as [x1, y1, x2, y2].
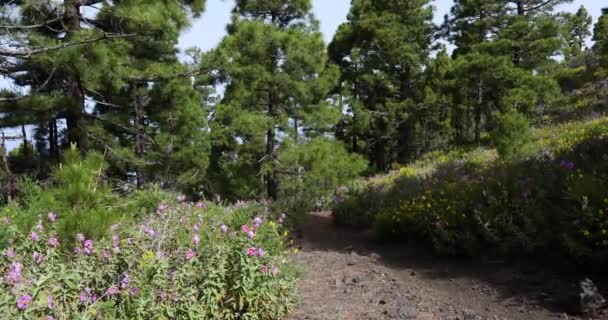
[288, 212, 608, 320]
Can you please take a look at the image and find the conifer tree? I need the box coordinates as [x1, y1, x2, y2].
[204, 0, 339, 199]
[329, 0, 434, 170]
[0, 1, 209, 191]
[561, 6, 593, 59]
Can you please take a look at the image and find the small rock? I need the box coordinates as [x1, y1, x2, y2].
[580, 278, 606, 314]
[463, 314, 482, 320]
[410, 271, 416, 276]
[379, 300, 386, 305]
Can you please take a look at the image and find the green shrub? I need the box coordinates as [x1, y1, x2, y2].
[275, 138, 367, 222]
[333, 118, 608, 263]
[492, 109, 534, 160]
[5, 147, 122, 245]
[0, 199, 297, 319]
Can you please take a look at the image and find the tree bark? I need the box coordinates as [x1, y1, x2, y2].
[475, 78, 483, 144]
[64, 0, 88, 153]
[134, 90, 147, 188]
[512, 1, 524, 66]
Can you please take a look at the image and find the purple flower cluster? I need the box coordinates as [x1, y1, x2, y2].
[259, 265, 280, 276]
[17, 295, 31, 310]
[559, 160, 576, 170]
[246, 247, 265, 258]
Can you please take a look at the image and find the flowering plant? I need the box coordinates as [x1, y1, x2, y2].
[0, 199, 296, 319]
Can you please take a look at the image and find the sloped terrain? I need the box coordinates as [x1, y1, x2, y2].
[290, 212, 608, 320]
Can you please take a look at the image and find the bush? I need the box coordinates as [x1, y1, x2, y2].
[333, 118, 608, 262]
[275, 138, 367, 222]
[492, 109, 534, 160]
[4, 147, 123, 245]
[0, 199, 297, 319]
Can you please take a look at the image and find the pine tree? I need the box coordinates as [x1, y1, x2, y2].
[329, 0, 434, 170]
[561, 6, 593, 59]
[0, 1, 209, 192]
[204, 0, 339, 199]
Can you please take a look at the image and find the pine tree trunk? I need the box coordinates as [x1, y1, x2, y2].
[397, 65, 413, 163]
[475, 78, 483, 144]
[266, 90, 277, 200]
[513, 1, 524, 66]
[21, 125, 27, 153]
[64, 0, 87, 152]
[266, 125, 277, 199]
[134, 91, 147, 189]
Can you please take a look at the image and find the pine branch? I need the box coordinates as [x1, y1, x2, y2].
[0, 16, 63, 30]
[0, 32, 136, 58]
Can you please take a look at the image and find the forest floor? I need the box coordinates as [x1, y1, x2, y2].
[287, 211, 608, 320]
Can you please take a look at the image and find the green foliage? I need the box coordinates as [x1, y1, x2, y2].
[4, 147, 121, 244]
[275, 138, 367, 218]
[329, 0, 434, 170]
[0, 198, 297, 319]
[202, 0, 339, 200]
[491, 110, 534, 159]
[333, 118, 608, 262]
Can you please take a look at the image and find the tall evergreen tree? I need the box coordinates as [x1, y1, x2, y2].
[561, 6, 593, 59]
[203, 0, 339, 199]
[330, 0, 434, 170]
[0, 0, 209, 191]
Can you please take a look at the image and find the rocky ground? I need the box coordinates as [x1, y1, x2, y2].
[288, 212, 608, 320]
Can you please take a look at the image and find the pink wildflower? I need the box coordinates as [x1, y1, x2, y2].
[47, 316, 55, 320]
[5, 247, 15, 259]
[84, 239, 94, 255]
[193, 224, 200, 232]
[30, 231, 40, 242]
[145, 228, 156, 237]
[47, 212, 57, 222]
[130, 287, 140, 296]
[156, 202, 169, 215]
[113, 246, 120, 254]
[246, 247, 257, 257]
[185, 249, 196, 260]
[103, 249, 111, 260]
[257, 248, 265, 258]
[7, 262, 22, 283]
[47, 296, 53, 310]
[17, 295, 31, 310]
[247, 230, 255, 239]
[35, 220, 44, 232]
[193, 235, 200, 246]
[271, 265, 280, 275]
[253, 217, 262, 230]
[260, 265, 269, 274]
[196, 201, 206, 208]
[48, 236, 59, 248]
[220, 224, 228, 233]
[32, 252, 43, 264]
[76, 233, 85, 242]
[241, 225, 250, 233]
[121, 273, 130, 288]
[79, 291, 89, 303]
[74, 246, 84, 255]
[112, 235, 120, 247]
[106, 285, 119, 296]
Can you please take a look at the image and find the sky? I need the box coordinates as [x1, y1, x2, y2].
[178, 0, 605, 51]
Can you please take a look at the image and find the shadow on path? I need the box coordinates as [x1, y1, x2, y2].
[294, 211, 608, 319]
